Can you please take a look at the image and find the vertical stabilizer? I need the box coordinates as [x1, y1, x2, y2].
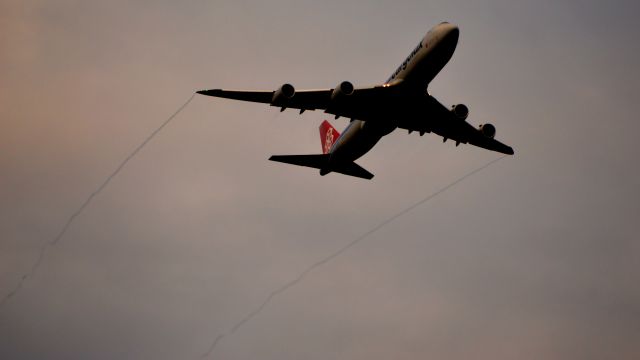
[319, 120, 340, 154]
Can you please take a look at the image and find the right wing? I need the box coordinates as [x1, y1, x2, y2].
[397, 95, 515, 155]
[423, 114, 514, 155]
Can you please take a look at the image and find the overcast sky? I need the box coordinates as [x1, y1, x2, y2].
[1, 1, 639, 359]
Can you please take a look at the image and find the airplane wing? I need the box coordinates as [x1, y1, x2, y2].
[396, 95, 514, 155]
[197, 83, 392, 113]
[428, 117, 514, 155]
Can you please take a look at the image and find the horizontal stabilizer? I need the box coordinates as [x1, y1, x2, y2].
[269, 154, 374, 180]
[269, 154, 330, 169]
[332, 162, 374, 180]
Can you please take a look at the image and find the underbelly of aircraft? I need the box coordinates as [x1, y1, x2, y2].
[331, 120, 394, 163]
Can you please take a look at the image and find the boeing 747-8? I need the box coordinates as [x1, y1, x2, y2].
[198, 22, 514, 179]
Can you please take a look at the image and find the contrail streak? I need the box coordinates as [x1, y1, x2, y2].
[0, 93, 196, 310]
[201, 155, 508, 358]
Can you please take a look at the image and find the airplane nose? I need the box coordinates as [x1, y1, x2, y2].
[437, 23, 458, 48]
[435, 23, 459, 58]
[443, 23, 459, 40]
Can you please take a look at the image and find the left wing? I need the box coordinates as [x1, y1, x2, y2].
[197, 82, 394, 115]
[197, 88, 331, 111]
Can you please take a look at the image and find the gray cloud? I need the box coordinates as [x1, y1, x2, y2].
[1, 0, 639, 359]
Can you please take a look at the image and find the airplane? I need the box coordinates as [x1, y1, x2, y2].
[197, 22, 514, 180]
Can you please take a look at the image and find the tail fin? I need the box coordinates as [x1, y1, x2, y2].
[319, 120, 340, 154]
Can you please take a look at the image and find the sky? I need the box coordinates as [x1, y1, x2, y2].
[1, 0, 639, 359]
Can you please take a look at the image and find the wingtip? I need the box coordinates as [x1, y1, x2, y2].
[196, 89, 222, 96]
[496, 143, 514, 155]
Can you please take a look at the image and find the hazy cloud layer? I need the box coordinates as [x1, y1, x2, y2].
[1, 1, 639, 359]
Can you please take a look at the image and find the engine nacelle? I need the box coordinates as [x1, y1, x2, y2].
[479, 123, 496, 138]
[451, 104, 469, 120]
[330, 81, 355, 101]
[271, 83, 295, 106]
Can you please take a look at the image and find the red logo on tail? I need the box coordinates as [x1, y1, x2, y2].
[319, 120, 340, 154]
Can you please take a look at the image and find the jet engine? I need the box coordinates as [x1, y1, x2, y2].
[330, 81, 355, 101]
[271, 83, 296, 106]
[451, 104, 469, 120]
[479, 123, 496, 138]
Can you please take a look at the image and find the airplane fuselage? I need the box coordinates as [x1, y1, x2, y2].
[327, 22, 460, 165]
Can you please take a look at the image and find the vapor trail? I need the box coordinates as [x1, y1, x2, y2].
[0, 94, 196, 310]
[201, 155, 508, 358]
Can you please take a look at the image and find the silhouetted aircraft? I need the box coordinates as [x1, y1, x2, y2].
[198, 22, 514, 179]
